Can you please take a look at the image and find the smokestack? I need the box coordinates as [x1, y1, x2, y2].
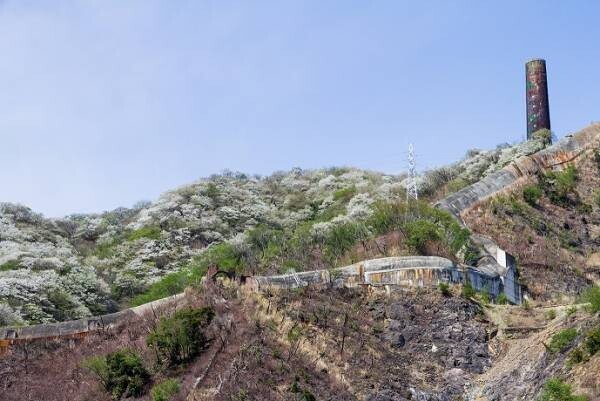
[525, 59, 551, 139]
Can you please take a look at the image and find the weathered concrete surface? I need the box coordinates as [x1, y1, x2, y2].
[437, 123, 600, 220]
[0, 293, 183, 344]
[248, 257, 456, 292]
[247, 256, 510, 303]
[435, 123, 600, 304]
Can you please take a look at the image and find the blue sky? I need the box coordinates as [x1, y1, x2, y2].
[1, 1, 598, 217]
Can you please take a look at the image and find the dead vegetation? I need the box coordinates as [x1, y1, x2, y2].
[0, 279, 494, 401]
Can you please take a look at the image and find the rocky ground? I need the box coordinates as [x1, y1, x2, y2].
[468, 303, 599, 401]
[464, 149, 600, 300]
[1, 275, 598, 401]
[0, 285, 493, 401]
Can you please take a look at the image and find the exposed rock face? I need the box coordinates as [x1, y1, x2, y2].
[467, 312, 599, 401]
[383, 296, 490, 374]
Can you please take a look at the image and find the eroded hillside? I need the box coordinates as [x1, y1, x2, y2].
[0, 284, 494, 401]
[464, 144, 600, 300]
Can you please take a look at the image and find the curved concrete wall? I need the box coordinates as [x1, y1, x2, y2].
[435, 124, 600, 305]
[246, 256, 509, 303]
[0, 293, 184, 343]
[250, 256, 454, 290]
[437, 123, 600, 220]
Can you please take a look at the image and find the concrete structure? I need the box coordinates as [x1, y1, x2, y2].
[526, 59, 551, 138]
[0, 294, 183, 352]
[246, 256, 515, 303]
[437, 123, 600, 220]
[437, 123, 600, 304]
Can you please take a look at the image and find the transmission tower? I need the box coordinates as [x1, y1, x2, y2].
[406, 143, 418, 201]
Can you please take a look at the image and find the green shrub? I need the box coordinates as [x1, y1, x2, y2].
[594, 149, 600, 171]
[369, 201, 406, 235]
[83, 349, 150, 399]
[581, 285, 600, 313]
[548, 328, 578, 353]
[496, 292, 508, 305]
[151, 378, 180, 401]
[577, 203, 592, 214]
[247, 225, 280, 253]
[541, 166, 578, 206]
[233, 389, 248, 401]
[404, 219, 441, 254]
[438, 282, 451, 297]
[147, 307, 214, 366]
[593, 189, 600, 207]
[545, 309, 557, 321]
[204, 182, 220, 200]
[480, 288, 491, 304]
[531, 128, 553, 145]
[94, 237, 123, 259]
[0, 259, 20, 271]
[531, 128, 550, 143]
[323, 222, 369, 264]
[538, 378, 588, 401]
[131, 264, 206, 306]
[81, 355, 109, 389]
[333, 186, 357, 202]
[584, 326, 600, 356]
[461, 280, 476, 299]
[47, 289, 80, 321]
[523, 184, 543, 206]
[567, 347, 586, 366]
[128, 225, 162, 241]
[289, 377, 315, 401]
[195, 242, 246, 275]
[368, 200, 472, 261]
[301, 390, 316, 401]
[566, 306, 577, 316]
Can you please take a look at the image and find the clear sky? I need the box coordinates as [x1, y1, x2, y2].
[1, 1, 598, 217]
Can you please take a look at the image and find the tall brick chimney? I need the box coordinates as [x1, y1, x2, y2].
[526, 59, 551, 139]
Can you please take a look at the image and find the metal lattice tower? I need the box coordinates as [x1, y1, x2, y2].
[406, 143, 418, 201]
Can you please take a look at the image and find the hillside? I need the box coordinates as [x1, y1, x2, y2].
[0, 136, 550, 326]
[464, 136, 600, 300]
[1, 125, 600, 401]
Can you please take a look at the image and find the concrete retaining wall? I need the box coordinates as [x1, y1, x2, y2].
[433, 125, 600, 304]
[247, 256, 510, 302]
[0, 293, 184, 342]
[437, 123, 600, 220]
